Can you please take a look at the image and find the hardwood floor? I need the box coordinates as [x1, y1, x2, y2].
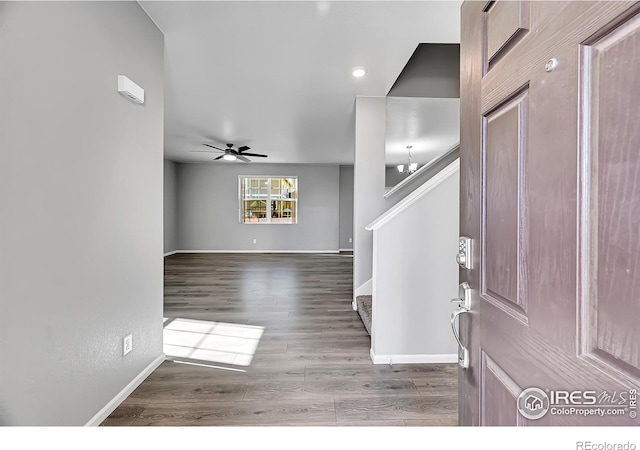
[102, 253, 458, 426]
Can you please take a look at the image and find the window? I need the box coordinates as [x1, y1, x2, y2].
[239, 176, 298, 224]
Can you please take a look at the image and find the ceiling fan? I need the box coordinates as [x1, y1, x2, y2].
[190, 143, 268, 162]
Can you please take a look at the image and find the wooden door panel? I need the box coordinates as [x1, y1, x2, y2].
[523, 46, 578, 352]
[480, 351, 522, 426]
[580, 12, 640, 381]
[479, 315, 637, 425]
[481, 2, 636, 114]
[461, 1, 640, 426]
[485, 0, 530, 67]
[482, 90, 528, 320]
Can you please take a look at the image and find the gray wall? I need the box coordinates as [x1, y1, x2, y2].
[339, 166, 354, 250]
[164, 160, 178, 254]
[353, 97, 403, 292]
[0, 2, 164, 425]
[177, 164, 340, 251]
[387, 44, 460, 98]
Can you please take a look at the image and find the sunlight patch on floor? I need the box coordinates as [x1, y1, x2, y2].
[163, 318, 264, 366]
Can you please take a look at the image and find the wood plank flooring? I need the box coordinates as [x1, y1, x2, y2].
[102, 253, 458, 426]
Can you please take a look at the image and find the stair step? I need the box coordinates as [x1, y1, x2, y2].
[355, 295, 372, 336]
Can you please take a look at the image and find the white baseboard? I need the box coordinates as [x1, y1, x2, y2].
[173, 250, 340, 254]
[85, 353, 165, 426]
[163, 250, 178, 257]
[369, 349, 457, 365]
[354, 278, 372, 297]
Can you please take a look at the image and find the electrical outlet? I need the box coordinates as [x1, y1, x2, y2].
[348, 237, 352, 243]
[123, 334, 132, 356]
[252, 238, 257, 244]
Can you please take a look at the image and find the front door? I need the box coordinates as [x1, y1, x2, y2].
[459, 1, 640, 425]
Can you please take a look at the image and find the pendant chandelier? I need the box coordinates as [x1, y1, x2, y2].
[397, 145, 418, 174]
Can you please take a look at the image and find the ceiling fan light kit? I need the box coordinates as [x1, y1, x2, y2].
[189, 143, 269, 163]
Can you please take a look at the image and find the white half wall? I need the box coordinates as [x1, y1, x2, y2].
[370, 165, 460, 359]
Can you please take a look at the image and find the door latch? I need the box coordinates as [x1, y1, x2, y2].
[451, 281, 471, 369]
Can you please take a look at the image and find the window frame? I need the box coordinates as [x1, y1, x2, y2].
[238, 175, 298, 225]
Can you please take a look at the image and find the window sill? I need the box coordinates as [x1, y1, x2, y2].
[241, 222, 298, 225]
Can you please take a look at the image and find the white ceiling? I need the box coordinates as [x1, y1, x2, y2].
[139, 1, 462, 165]
[385, 97, 460, 166]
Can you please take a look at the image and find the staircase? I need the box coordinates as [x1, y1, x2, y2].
[356, 295, 372, 336]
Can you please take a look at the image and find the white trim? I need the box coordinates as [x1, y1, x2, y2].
[355, 278, 372, 297]
[338, 248, 354, 252]
[371, 236, 377, 343]
[369, 350, 457, 365]
[163, 250, 178, 257]
[84, 354, 165, 426]
[353, 278, 372, 310]
[367, 158, 460, 231]
[173, 250, 339, 254]
[384, 142, 459, 198]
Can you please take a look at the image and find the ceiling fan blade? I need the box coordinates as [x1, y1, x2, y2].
[237, 146, 251, 152]
[190, 150, 223, 153]
[203, 144, 225, 151]
[213, 155, 224, 161]
[240, 152, 268, 158]
[237, 155, 251, 163]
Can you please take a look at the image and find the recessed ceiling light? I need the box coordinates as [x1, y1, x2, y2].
[223, 154, 237, 161]
[352, 66, 367, 78]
